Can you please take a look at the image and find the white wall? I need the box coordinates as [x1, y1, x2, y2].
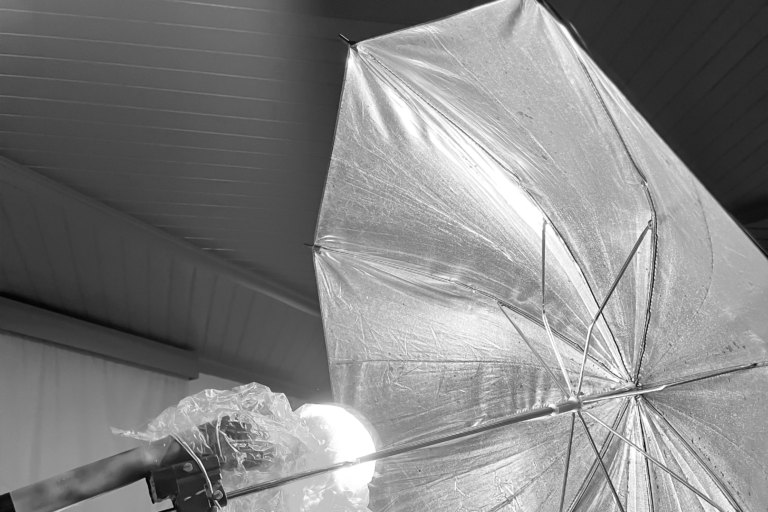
[0, 331, 189, 511]
[0, 330, 317, 512]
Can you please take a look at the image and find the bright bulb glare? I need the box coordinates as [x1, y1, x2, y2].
[298, 404, 376, 491]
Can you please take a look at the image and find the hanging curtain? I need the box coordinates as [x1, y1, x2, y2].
[0, 331, 189, 512]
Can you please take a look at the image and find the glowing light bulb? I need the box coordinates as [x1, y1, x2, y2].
[298, 404, 376, 492]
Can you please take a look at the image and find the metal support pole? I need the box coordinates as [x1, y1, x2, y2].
[577, 221, 652, 395]
[229, 397, 582, 500]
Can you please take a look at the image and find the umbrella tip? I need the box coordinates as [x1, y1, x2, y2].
[338, 34, 358, 49]
[304, 243, 323, 253]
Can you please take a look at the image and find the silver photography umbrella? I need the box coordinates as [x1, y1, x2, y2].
[312, 0, 768, 510]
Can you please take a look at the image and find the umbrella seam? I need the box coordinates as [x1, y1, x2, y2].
[640, 181, 716, 376]
[547, 12, 660, 385]
[640, 398, 743, 511]
[645, 394, 768, 475]
[585, 408, 727, 511]
[356, 46, 634, 384]
[636, 400, 656, 512]
[318, 245, 624, 382]
[413, 422, 570, 501]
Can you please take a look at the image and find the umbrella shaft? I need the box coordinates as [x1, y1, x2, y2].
[230, 381, 697, 501]
[229, 397, 582, 500]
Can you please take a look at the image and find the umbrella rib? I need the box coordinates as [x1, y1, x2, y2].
[642, 360, 768, 391]
[487, 445, 569, 512]
[499, 303, 569, 397]
[542, 220, 574, 395]
[640, 398, 743, 511]
[576, 221, 652, 396]
[317, 244, 624, 382]
[566, 400, 629, 512]
[636, 401, 656, 512]
[550, 17, 661, 385]
[558, 412, 576, 512]
[576, 411, 626, 512]
[581, 361, 768, 405]
[486, 494, 518, 512]
[498, 301, 622, 384]
[583, 410, 727, 512]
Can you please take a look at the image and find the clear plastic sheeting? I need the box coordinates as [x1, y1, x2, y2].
[314, 0, 768, 510]
[115, 383, 373, 512]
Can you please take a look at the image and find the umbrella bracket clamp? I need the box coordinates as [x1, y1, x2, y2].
[147, 454, 227, 512]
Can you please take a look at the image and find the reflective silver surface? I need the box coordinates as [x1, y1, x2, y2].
[314, 0, 768, 510]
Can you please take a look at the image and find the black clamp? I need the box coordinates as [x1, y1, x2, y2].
[147, 455, 227, 512]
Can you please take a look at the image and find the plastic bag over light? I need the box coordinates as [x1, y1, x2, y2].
[115, 383, 373, 512]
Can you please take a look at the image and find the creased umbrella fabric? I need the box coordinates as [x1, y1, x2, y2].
[313, 0, 768, 510]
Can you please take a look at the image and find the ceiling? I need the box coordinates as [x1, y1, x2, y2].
[1, 0, 766, 400]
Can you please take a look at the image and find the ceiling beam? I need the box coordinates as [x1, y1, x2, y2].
[0, 156, 321, 316]
[0, 296, 199, 379]
[0, 296, 330, 401]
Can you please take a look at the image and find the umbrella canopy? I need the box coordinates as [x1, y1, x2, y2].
[312, 0, 768, 510]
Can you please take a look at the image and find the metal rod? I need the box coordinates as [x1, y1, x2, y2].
[228, 460, 352, 499]
[581, 360, 768, 403]
[581, 384, 667, 404]
[541, 221, 574, 394]
[577, 221, 652, 395]
[642, 360, 767, 392]
[570, 361, 767, 405]
[631, 195, 657, 384]
[229, 398, 581, 500]
[553, 13, 661, 387]
[640, 399, 742, 511]
[582, 411, 725, 511]
[577, 412, 626, 512]
[558, 413, 576, 512]
[500, 303, 569, 397]
[635, 400, 655, 512]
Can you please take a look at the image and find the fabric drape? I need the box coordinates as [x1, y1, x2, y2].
[0, 331, 189, 512]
